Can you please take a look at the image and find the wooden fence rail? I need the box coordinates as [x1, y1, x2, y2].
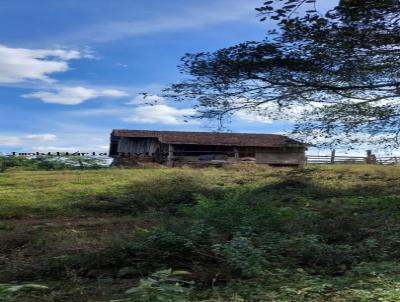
[306, 150, 400, 165]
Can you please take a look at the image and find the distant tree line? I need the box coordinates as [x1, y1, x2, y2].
[0, 155, 108, 172]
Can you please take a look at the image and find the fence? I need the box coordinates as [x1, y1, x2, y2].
[306, 150, 400, 165]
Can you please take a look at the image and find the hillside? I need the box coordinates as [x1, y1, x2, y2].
[1, 165, 400, 301]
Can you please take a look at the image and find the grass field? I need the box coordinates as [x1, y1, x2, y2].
[2, 165, 400, 301]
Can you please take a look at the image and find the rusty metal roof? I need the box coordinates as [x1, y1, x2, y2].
[111, 129, 306, 148]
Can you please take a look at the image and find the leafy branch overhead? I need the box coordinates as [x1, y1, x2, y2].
[164, 0, 400, 147]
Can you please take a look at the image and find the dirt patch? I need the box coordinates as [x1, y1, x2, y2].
[0, 216, 156, 228]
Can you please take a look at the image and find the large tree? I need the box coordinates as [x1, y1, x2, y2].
[163, 0, 400, 147]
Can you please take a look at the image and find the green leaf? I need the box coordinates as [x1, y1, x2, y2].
[170, 270, 191, 276]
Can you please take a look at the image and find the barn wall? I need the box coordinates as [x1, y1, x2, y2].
[172, 144, 260, 157]
[173, 144, 234, 155]
[117, 137, 165, 156]
[112, 136, 306, 166]
[255, 149, 305, 165]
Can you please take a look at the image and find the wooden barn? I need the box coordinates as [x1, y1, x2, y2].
[109, 129, 307, 167]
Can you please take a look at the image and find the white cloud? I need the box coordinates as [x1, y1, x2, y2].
[0, 136, 22, 147]
[235, 102, 323, 124]
[0, 123, 113, 154]
[0, 133, 57, 146]
[100, 89, 129, 97]
[126, 94, 165, 105]
[40, 145, 109, 152]
[0, 45, 86, 84]
[21, 86, 129, 105]
[235, 110, 275, 124]
[63, 1, 258, 43]
[123, 104, 199, 125]
[295, 130, 389, 146]
[70, 98, 200, 125]
[33, 146, 86, 153]
[23, 134, 57, 142]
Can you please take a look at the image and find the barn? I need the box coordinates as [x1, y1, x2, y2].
[109, 129, 307, 167]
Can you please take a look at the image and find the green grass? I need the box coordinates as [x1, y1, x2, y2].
[2, 164, 400, 301]
[2, 164, 399, 219]
[0, 165, 291, 219]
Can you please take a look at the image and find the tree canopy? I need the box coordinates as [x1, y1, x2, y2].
[164, 0, 400, 147]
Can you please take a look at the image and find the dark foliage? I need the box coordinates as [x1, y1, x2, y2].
[0, 155, 107, 171]
[4, 167, 400, 300]
[164, 0, 400, 147]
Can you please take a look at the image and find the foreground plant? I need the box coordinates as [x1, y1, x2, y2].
[115, 269, 193, 302]
[0, 284, 48, 301]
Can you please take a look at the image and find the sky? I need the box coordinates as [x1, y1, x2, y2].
[0, 0, 375, 155]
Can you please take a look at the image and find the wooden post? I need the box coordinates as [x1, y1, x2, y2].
[167, 144, 174, 167]
[0, 157, 5, 173]
[298, 152, 306, 169]
[366, 150, 372, 164]
[233, 148, 239, 160]
[330, 149, 336, 164]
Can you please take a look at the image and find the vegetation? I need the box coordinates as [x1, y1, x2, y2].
[2, 164, 400, 301]
[0, 155, 108, 173]
[0, 284, 47, 301]
[122, 269, 193, 302]
[164, 0, 400, 147]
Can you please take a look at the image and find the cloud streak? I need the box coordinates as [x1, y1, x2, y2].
[72, 101, 199, 125]
[62, 1, 259, 44]
[123, 104, 199, 125]
[22, 86, 128, 105]
[0, 133, 57, 147]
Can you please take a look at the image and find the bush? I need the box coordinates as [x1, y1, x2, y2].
[125, 189, 400, 281]
[212, 235, 267, 278]
[0, 284, 47, 301]
[120, 269, 193, 302]
[5, 165, 400, 301]
[0, 155, 108, 171]
[0, 156, 35, 172]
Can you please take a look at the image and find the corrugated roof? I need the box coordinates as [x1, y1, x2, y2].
[111, 129, 306, 148]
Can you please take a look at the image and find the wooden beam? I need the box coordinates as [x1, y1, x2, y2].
[167, 144, 174, 167]
[233, 148, 239, 160]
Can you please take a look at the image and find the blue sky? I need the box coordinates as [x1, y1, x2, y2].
[0, 0, 354, 155]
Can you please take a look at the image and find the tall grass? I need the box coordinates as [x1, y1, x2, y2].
[2, 165, 400, 301]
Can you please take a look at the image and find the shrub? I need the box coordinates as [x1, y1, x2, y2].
[212, 235, 267, 278]
[120, 269, 193, 302]
[0, 155, 108, 171]
[271, 235, 356, 274]
[0, 284, 47, 301]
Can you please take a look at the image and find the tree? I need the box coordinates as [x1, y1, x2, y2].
[163, 0, 400, 147]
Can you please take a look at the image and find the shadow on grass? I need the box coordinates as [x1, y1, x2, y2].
[70, 173, 226, 215]
[4, 169, 400, 288]
[69, 169, 400, 216]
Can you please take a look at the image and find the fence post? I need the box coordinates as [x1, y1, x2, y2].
[330, 150, 336, 164]
[366, 150, 372, 164]
[0, 157, 5, 173]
